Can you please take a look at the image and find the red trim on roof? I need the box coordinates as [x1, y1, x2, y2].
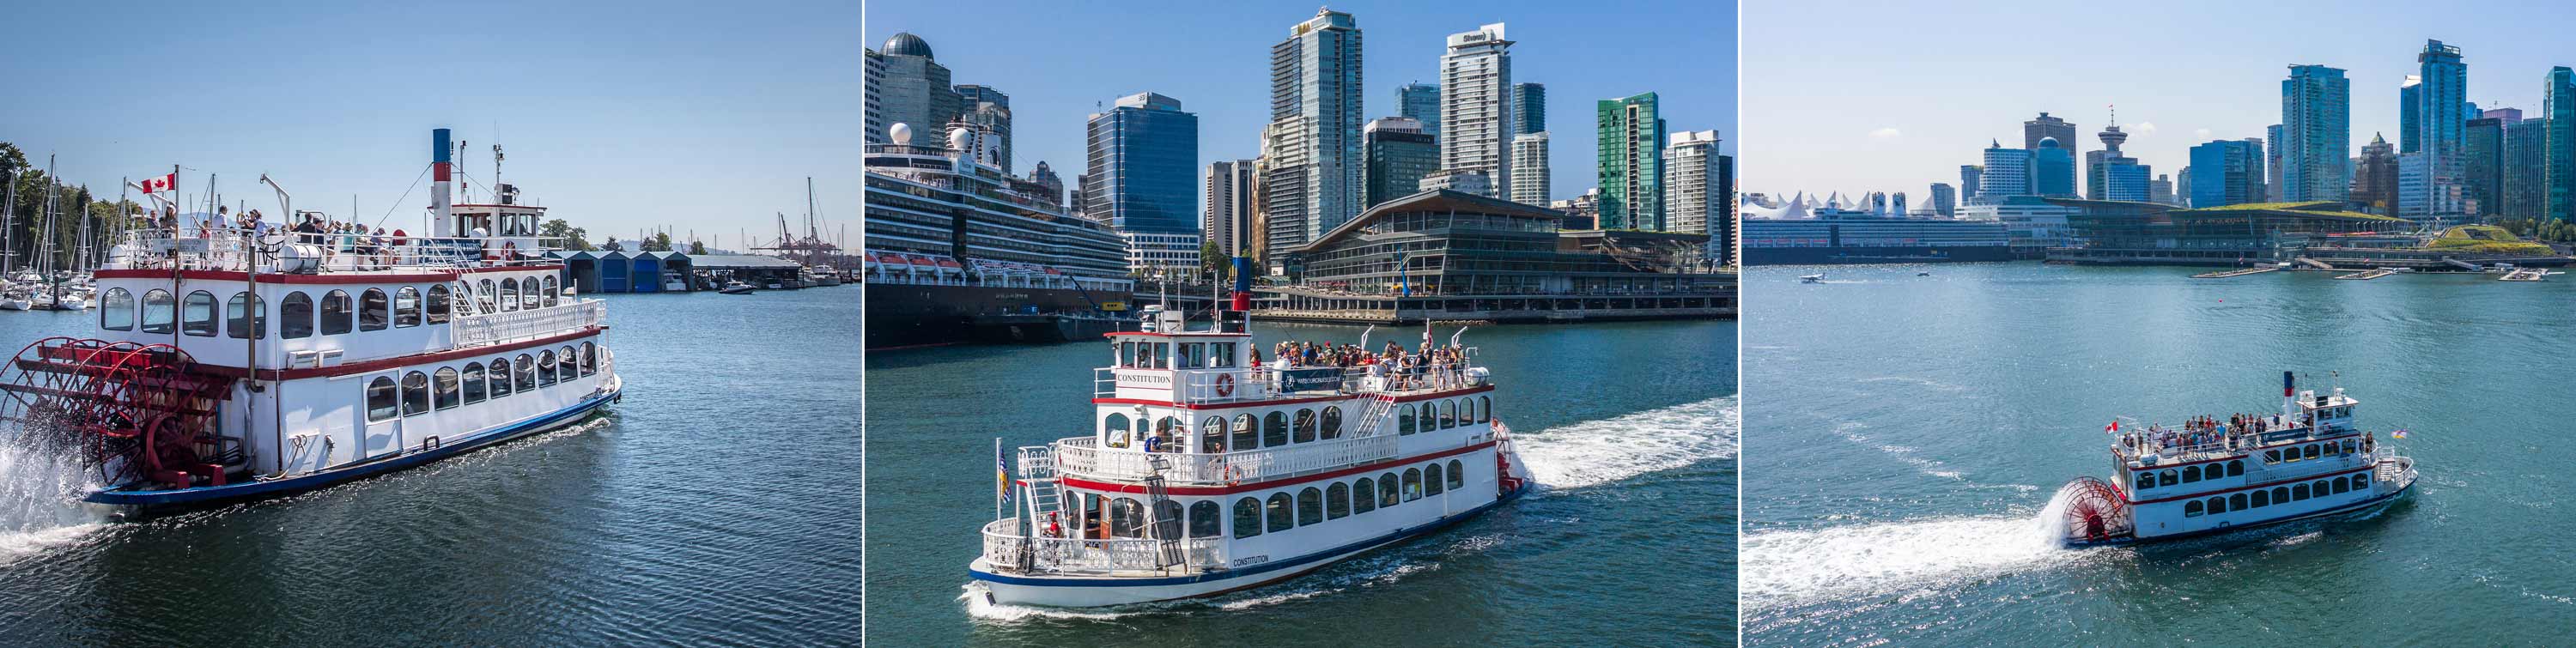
[1060, 440, 1496, 495]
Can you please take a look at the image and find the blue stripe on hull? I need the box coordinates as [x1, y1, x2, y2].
[2074, 480, 2412, 548]
[86, 385, 623, 510]
[970, 481, 1532, 590]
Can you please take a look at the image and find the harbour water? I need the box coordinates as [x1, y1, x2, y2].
[865, 320, 1737, 646]
[0, 287, 861, 645]
[1745, 263, 2567, 645]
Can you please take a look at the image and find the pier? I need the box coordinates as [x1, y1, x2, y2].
[1252, 285, 1735, 324]
[2500, 268, 2547, 282]
[2333, 269, 2397, 281]
[2192, 266, 2282, 279]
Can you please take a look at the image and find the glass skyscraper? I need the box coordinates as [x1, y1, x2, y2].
[1264, 8, 1365, 263]
[1084, 92, 1200, 234]
[1364, 117, 1439, 208]
[1439, 23, 1514, 198]
[1596, 92, 1668, 230]
[1513, 82, 1546, 136]
[2547, 67, 2576, 221]
[2190, 139, 2267, 208]
[1397, 82, 1440, 136]
[2281, 64, 2352, 203]
[2032, 136, 2075, 197]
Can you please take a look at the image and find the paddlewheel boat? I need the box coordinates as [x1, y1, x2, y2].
[2056, 372, 2415, 546]
[0, 129, 622, 514]
[969, 264, 1532, 607]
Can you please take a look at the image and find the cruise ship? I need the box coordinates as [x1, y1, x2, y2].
[1740, 194, 2013, 264]
[863, 122, 1134, 349]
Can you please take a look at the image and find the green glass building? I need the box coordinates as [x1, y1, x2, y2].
[1596, 92, 1668, 230]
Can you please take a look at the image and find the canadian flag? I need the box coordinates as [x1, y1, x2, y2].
[2105, 421, 2119, 434]
[139, 173, 174, 194]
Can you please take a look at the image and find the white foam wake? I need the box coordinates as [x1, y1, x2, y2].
[1514, 395, 1737, 489]
[1743, 484, 2099, 609]
[0, 442, 109, 560]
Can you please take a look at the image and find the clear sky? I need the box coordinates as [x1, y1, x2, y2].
[863, 0, 1735, 203]
[0, 0, 859, 251]
[1745, 0, 2576, 201]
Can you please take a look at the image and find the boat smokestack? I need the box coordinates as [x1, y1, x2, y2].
[432, 128, 454, 231]
[2281, 370, 2295, 417]
[1230, 257, 1252, 312]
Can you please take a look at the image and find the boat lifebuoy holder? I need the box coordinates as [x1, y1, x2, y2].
[1214, 372, 1236, 397]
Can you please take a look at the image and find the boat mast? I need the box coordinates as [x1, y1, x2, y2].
[38, 154, 56, 294]
[1, 163, 15, 279]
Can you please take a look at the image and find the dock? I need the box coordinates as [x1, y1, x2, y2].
[2333, 269, 2397, 281]
[2192, 266, 2282, 279]
[2500, 268, 2547, 282]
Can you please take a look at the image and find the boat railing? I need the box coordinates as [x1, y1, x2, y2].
[452, 300, 606, 348]
[1101, 361, 1487, 403]
[1052, 433, 1400, 485]
[981, 518, 1227, 576]
[111, 227, 564, 273]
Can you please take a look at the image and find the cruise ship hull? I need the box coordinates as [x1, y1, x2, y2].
[865, 282, 1122, 350]
[1744, 245, 2018, 265]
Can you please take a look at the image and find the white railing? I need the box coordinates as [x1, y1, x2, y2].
[1103, 361, 1488, 404]
[1053, 433, 1400, 485]
[453, 300, 605, 348]
[112, 228, 565, 274]
[981, 518, 1228, 575]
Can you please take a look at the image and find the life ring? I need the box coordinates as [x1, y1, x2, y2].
[501, 241, 519, 261]
[1214, 372, 1236, 397]
[1223, 463, 1244, 488]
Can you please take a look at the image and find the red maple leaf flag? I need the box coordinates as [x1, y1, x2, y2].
[140, 173, 175, 194]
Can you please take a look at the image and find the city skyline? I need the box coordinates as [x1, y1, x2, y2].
[863, 0, 1735, 207]
[1744, 0, 2576, 198]
[0, 1, 860, 250]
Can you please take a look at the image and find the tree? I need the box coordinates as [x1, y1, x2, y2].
[538, 218, 592, 251]
[639, 232, 673, 252]
[1199, 239, 1224, 278]
[603, 236, 623, 251]
[688, 239, 707, 255]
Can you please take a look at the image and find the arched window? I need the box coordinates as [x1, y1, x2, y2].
[401, 371, 430, 416]
[2230, 493, 2247, 511]
[279, 292, 313, 338]
[538, 351, 558, 386]
[542, 275, 560, 307]
[1297, 487, 1323, 526]
[181, 290, 218, 336]
[2333, 478, 2349, 494]
[1103, 414, 1130, 448]
[1326, 482, 1351, 519]
[1427, 463, 1448, 496]
[434, 367, 460, 409]
[359, 288, 389, 331]
[558, 347, 578, 379]
[2208, 496, 2227, 514]
[320, 290, 353, 335]
[2137, 472, 2156, 489]
[1292, 409, 1316, 444]
[2227, 461, 2245, 477]
[520, 276, 541, 310]
[462, 363, 488, 403]
[1479, 396, 1491, 422]
[1448, 459, 1465, 490]
[2251, 489, 2270, 507]
[1378, 473, 1400, 507]
[100, 288, 134, 330]
[1403, 469, 1424, 500]
[1230, 414, 1256, 452]
[2271, 487, 2288, 504]
[2292, 483, 2309, 500]
[1188, 500, 1220, 538]
[477, 279, 498, 312]
[1233, 498, 1263, 538]
[1441, 400, 1458, 428]
[2182, 465, 2200, 482]
[2160, 469, 2177, 486]
[1320, 406, 1343, 440]
[513, 354, 536, 391]
[1200, 416, 1226, 453]
[1353, 477, 1377, 514]
[1461, 398, 1475, 423]
[2184, 500, 2204, 517]
[1400, 404, 1417, 435]
[1265, 493, 1293, 532]
[225, 292, 264, 339]
[365, 376, 398, 421]
[488, 358, 513, 397]
[580, 342, 598, 375]
[1263, 412, 1288, 447]
[393, 287, 421, 327]
[500, 279, 520, 312]
[426, 285, 452, 324]
[1152, 416, 1180, 451]
[2314, 480, 2331, 498]
[1109, 497, 1142, 538]
[140, 289, 175, 333]
[2304, 445, 2319, 460]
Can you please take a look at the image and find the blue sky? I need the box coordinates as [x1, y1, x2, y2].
[1745, 0, 2576, 201]
[864, 0, 1735, 203]
[0, 0, 858, 251]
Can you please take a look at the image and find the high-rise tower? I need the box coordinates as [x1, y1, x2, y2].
[2281, 64, 2352, 203]
[1262, 8, 1365, 262]
[1440, 23, 1514, 198]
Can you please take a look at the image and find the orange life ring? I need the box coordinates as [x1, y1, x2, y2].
[1215, 372, 1236, 397]
[1223, 463, 1244, 488]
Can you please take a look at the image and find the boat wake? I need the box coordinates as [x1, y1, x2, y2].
[0, 441, 109, 561]
[1743, 485, 2105, 609]
[1515, 395, 1737, 490]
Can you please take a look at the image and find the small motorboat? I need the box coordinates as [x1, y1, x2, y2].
[1916, 271, 1931, 276]
[719, 281, 756, 295]
[1800, 274, 1826, 283]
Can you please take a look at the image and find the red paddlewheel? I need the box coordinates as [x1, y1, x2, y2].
[0, 337, 235, 488]
[2061, 476, 2130, 542]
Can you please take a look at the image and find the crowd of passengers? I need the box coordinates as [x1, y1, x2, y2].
[1263, 339, 1470, 391]
[2123, 410, 2318, 456]
[133, 205, 522, 269]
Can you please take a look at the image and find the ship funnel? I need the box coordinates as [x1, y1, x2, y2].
[432, 128, 454, 233]
[2281, 370, 2296, 417]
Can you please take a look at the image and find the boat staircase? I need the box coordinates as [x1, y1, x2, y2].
[1351, 394, 1397, 435]
[1015, 445, 1061, 572]
[1144, 454, 1186, 571]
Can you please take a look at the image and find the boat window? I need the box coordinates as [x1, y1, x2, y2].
[1188, 500, 1219, 538]
[1209, 342, 1235, 368]
[559, 346, 578, 379]
[538, 351, 558, 386]
[2292, 484, 2310, 500]
[141, 289, 175, 333]
[1320, 406, 1342, 440]
[1448, 459, 1465, 490]
[2353, 475, 2369, 492]
[1326, 482, 1351, 519]
[365, 376, 398, 421]
[1150, 342, 1168, 369]
[2181, 465, 2200, 482]
[100, 288, 135, 330]
[1444, 400, 1460, 428]
[2332, 478, 2348, 494]
[1461, 397, 1476, 423]
[1425, 463, 1445, 496]
[1230, 414, 1255, 452]
[181, 290, 217, 336]
[1117, 341, 1135, 367]
[580, 342, 598, 376]
[2160, 469, 2176, 486]
[401, 371, 430, 416]
[1265, 493, 1292, 532]
[2314, 480, 2331, 497]
[393, 287, 421, 328]
[542, 275, 560, 308]
[1103, 414, 1130, 448]
[2136, 472, 2155, 489]
[521, 276, 541, 310]
[1176, 342, 1201, 369]
[1404, 469, 1424, 501]
[1263, 412, 1288, 447]
[2251, 489, 2270, 507]
[1153, 500, 1182, 540]
[1233, 498, 1263, 538]
[1400, 405, 1417, 435]
[360, 288, 389, 331]
[434, 367, 460, 410]
[2184, 500, 2204, 518]
[2271, 487, 2288, 505]
[477, 279, 497, 312]
[500, 279, 520, 312]
[2230, 493, 2247, 511]
[1297, 487, 1323, 526]
[1292, 409, 1315, 444]
[426, 285, 452, 324]
[2207, 496, 2227, 514]
[1081, 495, 1103, 539]
[1480, 396, 1491, 422]
[2263, 450, 2280, 463]
[514, 354, 536, 391]
[1109, 497, 1142, 538]
[1378, 473, 1400, 507]
[462, 363, 488, 403]
[1353, 478, 1377, 514]
[489, 358, 513, 397]
[2304, 445, 2319, 460]
[277, 292, 314, 339]
[2228, 461, 2245, 477]
[225, 293, 265, 339]
[321, 290, 353, 335]
[1200, 416, 1226, 453]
